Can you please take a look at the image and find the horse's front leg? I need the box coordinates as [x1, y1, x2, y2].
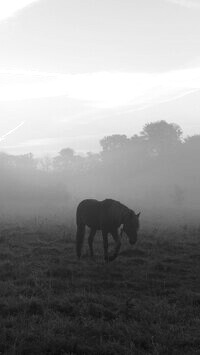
[109, 229, 121, 262]
[88, 228, 96, 258]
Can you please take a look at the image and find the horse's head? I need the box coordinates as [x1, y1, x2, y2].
[123, 210, 140, 245]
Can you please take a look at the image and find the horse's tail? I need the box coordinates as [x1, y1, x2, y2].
[76, 223, 85, 258]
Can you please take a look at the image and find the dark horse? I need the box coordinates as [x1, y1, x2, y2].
[76, 199, 140, 262]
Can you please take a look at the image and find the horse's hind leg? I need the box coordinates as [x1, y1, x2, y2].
[102, 230, 109, 262]
[88, 228, 96, 258]
[76, 224, 85, 259]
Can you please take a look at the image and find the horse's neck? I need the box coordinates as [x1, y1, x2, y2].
[112, 201, 130, 224]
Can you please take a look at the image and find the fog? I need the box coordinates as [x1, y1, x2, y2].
[0, 120, 199, 227]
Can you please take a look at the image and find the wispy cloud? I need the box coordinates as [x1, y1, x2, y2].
[166, 0, 200, 9]
[0, 121, 25, 143]
[0, 67, 200, 111]
[0, 0, 40, 22]
[4, 134, 102, 156]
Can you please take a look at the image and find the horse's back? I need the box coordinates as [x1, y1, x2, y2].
[76, 199, 101, 229]
[101, 199, 130, 229]
[76, 198, 129, 231]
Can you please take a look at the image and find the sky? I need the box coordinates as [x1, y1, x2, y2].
[0, 0, 200, 156]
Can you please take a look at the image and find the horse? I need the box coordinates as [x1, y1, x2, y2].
[76, 199, 140, 262]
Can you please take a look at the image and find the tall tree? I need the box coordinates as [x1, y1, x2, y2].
[100, 134, 129, 152]
[141, 120, 183, 156]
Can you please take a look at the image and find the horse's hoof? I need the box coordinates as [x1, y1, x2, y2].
[108, 254, 117, 262]
[104, 255, 117, 263]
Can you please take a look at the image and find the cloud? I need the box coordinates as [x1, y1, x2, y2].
[0, 0, 40, 22]
[3, 134, 102, 156]
[166, 0, 200, 9]
[0, 67, 200, 111]
[0, 121, 25, 142]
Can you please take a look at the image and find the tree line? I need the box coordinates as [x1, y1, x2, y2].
[0, 120, 199, 221]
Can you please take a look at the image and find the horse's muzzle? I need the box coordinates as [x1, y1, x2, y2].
[129, 236, 137, 245]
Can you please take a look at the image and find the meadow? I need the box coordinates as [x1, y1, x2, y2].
[0, 219, 200, 355]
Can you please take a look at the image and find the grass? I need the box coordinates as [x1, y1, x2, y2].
[0, 222, 200, 354]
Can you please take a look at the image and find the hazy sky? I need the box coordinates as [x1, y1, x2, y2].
[0, 0, 200, 156]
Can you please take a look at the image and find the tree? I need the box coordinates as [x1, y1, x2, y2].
[38, 156, 53, 172]
[141, 120, 183, 156]
[59, 148, 75, 160]
[182, 135, 200, 167]
[53, 148, 75, 170]
[100, 134, 129, 152]
[184, 135, 200, 151]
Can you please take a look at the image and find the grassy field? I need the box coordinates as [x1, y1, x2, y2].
[0, 221, 200, 355]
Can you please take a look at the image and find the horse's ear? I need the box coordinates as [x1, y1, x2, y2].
[136, 212, 141, 218]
